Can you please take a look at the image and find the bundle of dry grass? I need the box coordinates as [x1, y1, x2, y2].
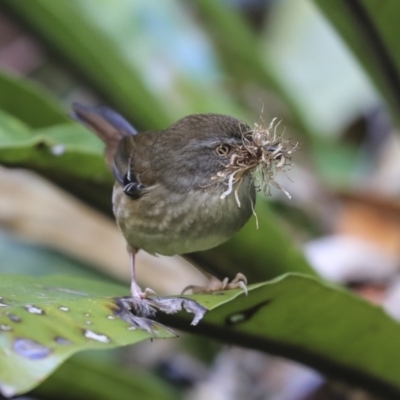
[214, 118, 298, 206]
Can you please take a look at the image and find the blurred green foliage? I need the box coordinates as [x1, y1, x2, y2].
[0, 0, 399, 398]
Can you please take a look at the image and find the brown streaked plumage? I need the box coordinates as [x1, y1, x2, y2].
[72, 103, 255, 298]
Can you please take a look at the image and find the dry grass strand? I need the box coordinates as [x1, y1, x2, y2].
[215, 118, 299, 205]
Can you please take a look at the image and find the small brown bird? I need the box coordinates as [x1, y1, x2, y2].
[72, 104, 256, 299]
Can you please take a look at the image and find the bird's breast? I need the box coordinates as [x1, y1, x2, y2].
[113, 178, 255, 256]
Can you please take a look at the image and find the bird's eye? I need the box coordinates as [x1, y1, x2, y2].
[215, 144, 231, 157]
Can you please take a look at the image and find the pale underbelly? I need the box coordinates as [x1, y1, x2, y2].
[113, 180, 255, 256]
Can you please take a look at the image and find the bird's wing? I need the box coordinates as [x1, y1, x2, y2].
[71, 102, 159, 193]
[115, 133, 159, 189]
[71, 103, 137, 169]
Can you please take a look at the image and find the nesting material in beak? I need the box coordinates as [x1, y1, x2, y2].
[215, 118, 299, 206]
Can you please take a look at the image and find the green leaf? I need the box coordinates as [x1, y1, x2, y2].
[313, 0, 400, 126]
[0, 110, 106, 178]
[0, 109, 113, 213]
[0, 70, 68, 128]
[163, 274, 400, 398]
[1, 0, 171, 130]
[0, 274, 176, 397]
[2, 274, 400, 398]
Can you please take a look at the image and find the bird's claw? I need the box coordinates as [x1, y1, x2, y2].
[131, 282, 156, 299]
[182, 272, 248, 296]
[141, 287, 157, 298]
[237, 280, 248, 296]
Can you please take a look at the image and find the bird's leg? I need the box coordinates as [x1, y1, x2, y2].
[129, 249, 155, 299]
[182, 272, 248, 296]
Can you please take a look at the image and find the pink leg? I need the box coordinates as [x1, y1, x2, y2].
[129, 249, 155, 299]
[129, 249, 142, 298]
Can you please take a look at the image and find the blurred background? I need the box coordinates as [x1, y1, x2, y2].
[0, 0, 399, 399]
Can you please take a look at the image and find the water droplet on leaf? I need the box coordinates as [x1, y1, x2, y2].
[0, 324, 12, 331]
[54, 336, 72, 345]
[83, 330, 110, 343]
[13, 338, 51, 359]
[6, 313, 21, 323]
[25, 305, 45, 315]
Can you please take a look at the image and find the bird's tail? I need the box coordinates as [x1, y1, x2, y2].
[71, 103, 137, 168]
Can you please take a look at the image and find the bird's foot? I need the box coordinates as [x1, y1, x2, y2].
[131, 282, 156, 299]
[182, 273, 248, 296]
[123, 282, 158, 320]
